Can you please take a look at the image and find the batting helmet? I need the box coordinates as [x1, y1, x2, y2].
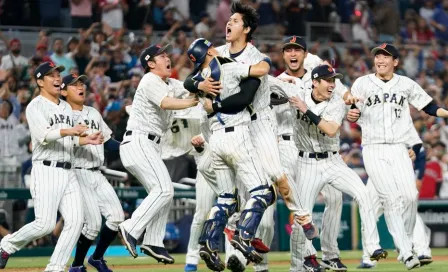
[187, 38, 213, 69]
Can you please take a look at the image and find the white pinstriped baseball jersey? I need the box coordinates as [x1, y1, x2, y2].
[72, 106, 112, 168]
[405, 124, 423, 147]
[351, 73, 432, 145]
[207, 62, 252, 131]
[200, 111, 211, 143]
[0, 114, 20, 157]
[216, 43, 270, 114]
[304, 52, 323, 71]
[295, 88, 346, 153]
[26, 96, 74, 162]
[126, 72, 188, 137]
[160, 118, 201, 159]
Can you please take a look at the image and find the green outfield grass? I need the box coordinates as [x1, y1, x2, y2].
[4, 248, 448, 271]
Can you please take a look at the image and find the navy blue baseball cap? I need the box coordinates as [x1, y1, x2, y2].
[311, 64, 343, 80]
[34, 61, 65, 80]
[187, 38, 213, 69]
[282, 35, 307, 51]
[371, 43, 399, 59]
[139, 44, 172, 71]
[61, 73, 89, 90]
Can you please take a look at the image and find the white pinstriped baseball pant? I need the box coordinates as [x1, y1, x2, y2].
[279, 138, 342, 262]
[362, 144, 418, 262]
[185, 147, 216, 265]
[290, 152, 380, 272]
[1, 164, 84, 272]
[119, 132, 174, 247]
[73, 169, 124, 240]
[361, 178, 431, 262]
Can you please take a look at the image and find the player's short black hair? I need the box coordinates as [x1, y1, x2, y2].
[231, 1, 259, 42]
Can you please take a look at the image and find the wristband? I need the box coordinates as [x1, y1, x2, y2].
[45, 129, 63, 142]
[305, 110, 322, 126]
[262, 56, 272, 68]
[73, 136, 80, 147]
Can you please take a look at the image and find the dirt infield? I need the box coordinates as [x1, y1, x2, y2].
[4, 255, 448, 271]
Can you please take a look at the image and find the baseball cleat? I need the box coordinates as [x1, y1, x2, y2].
[118, 225, 138, 258]
[230, 234, 263, 264]
[184, 263, 197, 271]
[0, 249, 10, 269]
[302, 222, 319, 240]
[199, 245, 225, 271]
[404, 256, 420, 270]
[68, 265, 87, 272]
[370, 248, 388, 261]
[226, 255, 246, 272]
[303, 255, 322, 272]
[418, 255, 433, 266]
[251, 238, 270, 253]
[357, 259, 377, 269]
[321, 258, 347, 271]
[141, 245, 175, 264]
[88, 256, 113, 272]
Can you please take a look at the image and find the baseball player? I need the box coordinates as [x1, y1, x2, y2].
[161, 105, 202, 183]
[185, 38, 275, 271]
[118, 44, 198, 263]
[184, 135, 217, 272]
[347, 43, 448, 269]
[358, 126, 432, 269]
[273, 36, 348, 272]
[272, 64, 388, 272]
[184, 2, 316, 270]
[0, 100, 23, 230]
[60, 73, 125, 272]
[0, 62, 103, 271]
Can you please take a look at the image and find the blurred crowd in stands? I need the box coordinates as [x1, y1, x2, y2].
[1, 1, 448, 242]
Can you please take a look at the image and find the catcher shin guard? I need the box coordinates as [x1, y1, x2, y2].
[199, 191, 240, 251]
[237, 185, 274, 240]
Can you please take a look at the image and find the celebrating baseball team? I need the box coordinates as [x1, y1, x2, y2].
[0, 1, 447, 272]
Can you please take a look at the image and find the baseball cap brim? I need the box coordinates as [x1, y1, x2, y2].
[69, 75, 89, 85]
[282, 42, 305, 50]
[318, 72, 343, 80]
[156, 44, 172, 56]
[47, 65, 66, 75]
[371, 47, 395, 57]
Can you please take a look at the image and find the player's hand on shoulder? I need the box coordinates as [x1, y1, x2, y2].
[289, 96, 307, 113]
[346, 108, 360, 123]
[408, 148, 416, 162]
[191, 134, 205, 147]
[198, 77, 222, 97]
[187, 95, 200, 107]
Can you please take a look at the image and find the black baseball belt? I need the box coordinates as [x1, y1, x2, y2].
[74, 167, 100, 171]
[298, 151, 337, 159]
[42, 160, 72, 170]
[125, 130, 161, 144]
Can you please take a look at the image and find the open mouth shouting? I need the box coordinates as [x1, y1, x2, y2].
[226, 27, 232, 39]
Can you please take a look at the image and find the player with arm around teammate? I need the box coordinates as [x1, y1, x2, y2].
[118, 44, 199, 263]
[186, 38, 276, 272]
[347, 43, 448, 269]
[0, 62, 103, 271]
[272, 36, 350, 272]
[60, 74, 125, 272]
[285, 64, 387, 272]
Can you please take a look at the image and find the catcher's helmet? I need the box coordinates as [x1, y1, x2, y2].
[187, 38, 213, 69]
